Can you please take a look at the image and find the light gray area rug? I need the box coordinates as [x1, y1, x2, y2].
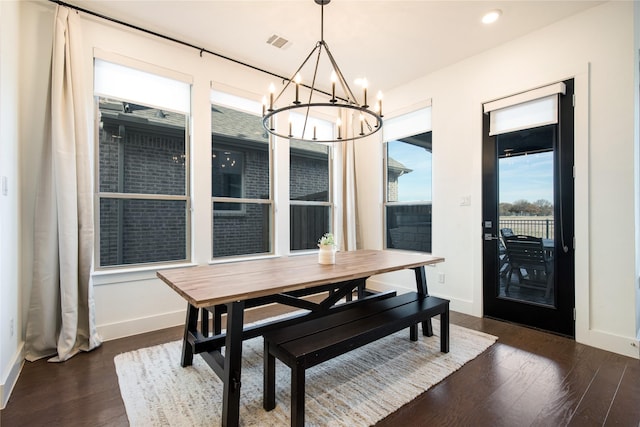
[115, 319, 497, 426]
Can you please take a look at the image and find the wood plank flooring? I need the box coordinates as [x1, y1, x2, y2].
[2, 306, 639, 427]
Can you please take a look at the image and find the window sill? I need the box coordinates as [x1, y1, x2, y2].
[92, 261, 197, 286]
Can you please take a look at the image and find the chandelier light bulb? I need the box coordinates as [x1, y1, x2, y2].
[330, 71, 337, 103]
[294, 73, 302, 105]
[268, 83, 275, 111]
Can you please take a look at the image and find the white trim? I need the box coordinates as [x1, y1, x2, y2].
[97, 309, 185, 341]
[94, 58, 191, 114]
[93, 48, 193, 84]
[1, 341, 24, 410]
[383, 105, 432, 142]
[489, 94, 558, 136]
[483, 81, 566, 113]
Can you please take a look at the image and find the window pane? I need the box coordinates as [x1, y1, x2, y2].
[386, 204, 432, 252]
[98, 98, 186, 196]
[290, 205, 331, 250]
[212, 104, 269, 200]
[387, 132, 432, 202]
[212, 149, 244, 201]
[212, 202, 271, 257]
[290, 140, 329, 202]
[100, 198, 187, 266]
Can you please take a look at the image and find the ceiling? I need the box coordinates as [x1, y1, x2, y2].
[67, 0, 603, 94]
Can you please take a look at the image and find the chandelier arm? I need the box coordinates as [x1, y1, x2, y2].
[322, 41, 360, 105]
[301, 42, 324, 140]
[273, 42, 322, 105]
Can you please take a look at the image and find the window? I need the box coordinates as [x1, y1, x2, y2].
[94, 59, 191, 268]
[211, 94, 273, 259]
[289, 138, 332, 250]
[383, 105, 432, 252]
[289, 113, 334, 251]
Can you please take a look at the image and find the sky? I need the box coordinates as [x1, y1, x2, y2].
[388, 141, 432, 202]
[499, 151, 553, 204]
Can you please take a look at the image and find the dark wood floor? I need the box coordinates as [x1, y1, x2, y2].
[2, 305, 639, 427]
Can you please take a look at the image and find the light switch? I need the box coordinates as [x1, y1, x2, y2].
[2, 176, 7, 196]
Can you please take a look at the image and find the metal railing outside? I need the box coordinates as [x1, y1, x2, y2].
[499, 218, 554, 239]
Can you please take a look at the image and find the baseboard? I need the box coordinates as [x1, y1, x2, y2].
[1, 341, 24, 409]
[97, 309, 186, 341]
[576, 327, 640, 360]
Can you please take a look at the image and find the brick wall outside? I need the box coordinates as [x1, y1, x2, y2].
[99, 121, 187, 266]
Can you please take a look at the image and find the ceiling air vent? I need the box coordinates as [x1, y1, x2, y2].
[266, 34, 290, 49]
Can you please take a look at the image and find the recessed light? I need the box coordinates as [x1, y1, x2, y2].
[482, 9, 502, 24]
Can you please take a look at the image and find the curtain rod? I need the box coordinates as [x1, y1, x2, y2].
[48, 0, 288, 82]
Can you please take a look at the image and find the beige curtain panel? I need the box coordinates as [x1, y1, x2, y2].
[25, 6, 101, 362]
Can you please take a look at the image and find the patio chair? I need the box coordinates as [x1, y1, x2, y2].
[500, 228, 514, 238]
[498, 228, 515, 278]
[504, 235, 554, 298]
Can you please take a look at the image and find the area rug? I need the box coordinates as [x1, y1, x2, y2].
[115, 319, 497, 426]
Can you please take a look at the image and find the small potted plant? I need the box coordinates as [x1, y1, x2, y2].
[317, 232, 336, 264]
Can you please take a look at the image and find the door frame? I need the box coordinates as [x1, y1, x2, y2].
[482, 79, 576, 337]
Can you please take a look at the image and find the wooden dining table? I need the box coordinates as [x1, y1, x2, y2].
[157, 249, 444, 427]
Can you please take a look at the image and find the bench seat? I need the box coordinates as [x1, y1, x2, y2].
[263, 291, 449, 426]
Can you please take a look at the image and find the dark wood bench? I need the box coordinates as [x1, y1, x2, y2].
[262, 291, 450, 426]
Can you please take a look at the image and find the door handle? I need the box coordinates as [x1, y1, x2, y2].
[484, 233, 499, 241]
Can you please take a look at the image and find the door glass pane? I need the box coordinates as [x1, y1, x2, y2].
[497, 125, 556, 306]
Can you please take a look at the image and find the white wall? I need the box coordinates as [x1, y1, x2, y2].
[360, 1, 640, 359]
[0, 0, 27, 409]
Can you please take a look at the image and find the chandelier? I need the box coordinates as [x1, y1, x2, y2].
[262, 0, 383, 144]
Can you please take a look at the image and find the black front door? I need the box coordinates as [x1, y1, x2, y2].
[482, 79, 575, 337]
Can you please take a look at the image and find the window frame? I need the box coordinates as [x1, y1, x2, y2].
[289, 137, 335, 252]
[94, 96, 192, 270]
[210, 94, 275, 260]
[382, 105, 433, 253]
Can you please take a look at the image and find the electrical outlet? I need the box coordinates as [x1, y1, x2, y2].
[438, 272, 445, 283]
[9, 318, 14, 337]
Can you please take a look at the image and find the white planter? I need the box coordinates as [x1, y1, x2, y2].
[318, 245, 336, 264]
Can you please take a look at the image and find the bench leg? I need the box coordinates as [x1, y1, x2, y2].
[263, 341, 276, 411]
[410, 323, 418, 341]
[441, 309, 450, 353]
[422, 319, 434, 337]
[291, 363, 306, 427]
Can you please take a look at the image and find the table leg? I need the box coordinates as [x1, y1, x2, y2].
[413, 266, 434, 337]
[181, 303, 198, 367]
[221, 300, 245, 427]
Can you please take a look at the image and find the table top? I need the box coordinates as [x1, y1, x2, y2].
[157, 249, 444, 308]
